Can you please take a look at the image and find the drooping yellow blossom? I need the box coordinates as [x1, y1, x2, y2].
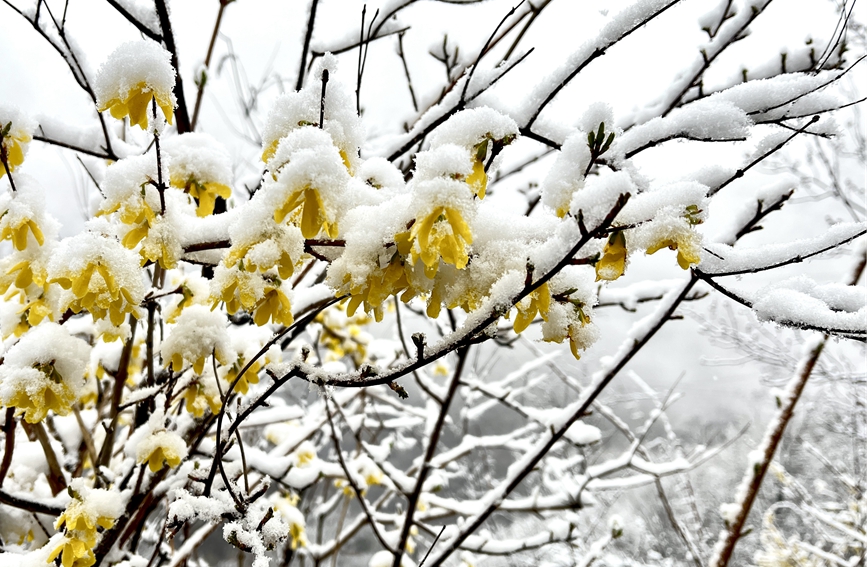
[466, 159, 487, 199]
[99, 82, 174, 130]
[136, 430, 187, 472]
[0, 216, 44, 250]
[47, 536, 96, 567]
[512, 283, 552, 333]
[274, 186, 338, 239]
[55, 500, 115, 536]
[4, 371, 77, 423]
[225, 242, 297, 281]
[342, 256, 412, 322]
[172, 176, 232, 217]
[646, 229, 702, 270]
[252, 285, 294, 327]
[223, 356, 261, 396]
[211, 266, 261, 315]
[183, 381, 223, 417]
[595, 230, 627, 282]
[51, 260, 139, 326]
[0, 124, 31, 178]
[406, 205, 473, 278]
[270, 493, 308, 550]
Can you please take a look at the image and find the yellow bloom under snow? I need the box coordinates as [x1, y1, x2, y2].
[55, 500, 115, 537]
[136, 430, 187, 472]
[172, 175, 232, 217]
[512, 283, 551, 333]
[99, 82, 174, 130]
[466, 159, 487, 199]
[4, 373, 77, 423]
[0, 216, 44, 250]
[274, 186, 338, 239]
[48, 536, 96, 567]
[342, 256, 412, 322]
[406, 205, 473, 278]
[595, 230, 627, 282]
[95, 40, 177, 130]
[52, 261, 139, 326]
[183, 381, 223, 417]
[253, 286, 294, 327]
[646, 229, 702, 270]
[0, 124, 31, 179]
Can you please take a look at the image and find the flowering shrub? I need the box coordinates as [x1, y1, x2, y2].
[0, 1, 864, 567]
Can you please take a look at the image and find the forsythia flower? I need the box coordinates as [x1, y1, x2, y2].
[182, 380, 223, 417]
[49, 481, 121, 567]
[512, 283, 552, 333]
[252, 284, 294, 327]
[274, 185, 338, 239]
[645, 223, 702, 270]
[595, 230, 627, 281]
[47, 536, 96, 567]
[270, 494, 308, 550]
[164, 133, 234, 217]
[161, 305, 234, 374]
[0, 323, 89, 423]
[341, 256, 412, 322]
[95, 40, 176, 129]
[136, 430, 188, 472]
[405, 205, 473, 278]
[0, 105, 36, 178]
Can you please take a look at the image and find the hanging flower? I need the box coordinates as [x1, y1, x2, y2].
[163, 133, 234, 216]
[0, 323, 89, 423]
[49, 233, 145, 326]
[595, 230, 627, 281]
[161, 304, 234, 374]
[0, 104, 36, 178]
[512, 282, 552, 333]
[95, 40, 177, 129]
[136, 430, 188, 472]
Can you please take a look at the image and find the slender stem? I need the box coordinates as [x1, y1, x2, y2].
[392, 346, 469, 567]
[0, 408, 16, 487]
[296, 0, 321, 91]
[154, 0, 191, 133]
[27, 421, 67, 495]
[191, 0, 230, 131]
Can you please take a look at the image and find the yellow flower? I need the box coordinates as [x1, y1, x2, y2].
[52, 261, 139, 326]
[0, 129, 30, 178]
[466, 159, 487, 199]
[172, 176, 232, 217]
[223, 357, 261, 396]
[0, 216, 44, 250]
[137, 430, 187, 472]
[646, 230, 701, 270]
[408, 206, 473, 278]
[212, 268, 258, 315]
[512, 283, 551, 333]
[595, 230, 627, 281]
[341, 256, 412, 322]
[99, 82, 174, 130]
[252, 285, 294, 327]
[47, 536, 96, 567]
[183, 382, 222, 417]
[4, 358, 78, 423]
[274, 186, 338, 239]
[55, 500, 115, 536]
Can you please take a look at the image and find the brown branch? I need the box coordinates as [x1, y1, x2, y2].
[0, 487, 64, 516]
[191, 0, 231, 131]
[393, 346, 470, 567]
[154, 0, 191, 133]
[296, 0, 321, 90]
[0, 408, 17, 487]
